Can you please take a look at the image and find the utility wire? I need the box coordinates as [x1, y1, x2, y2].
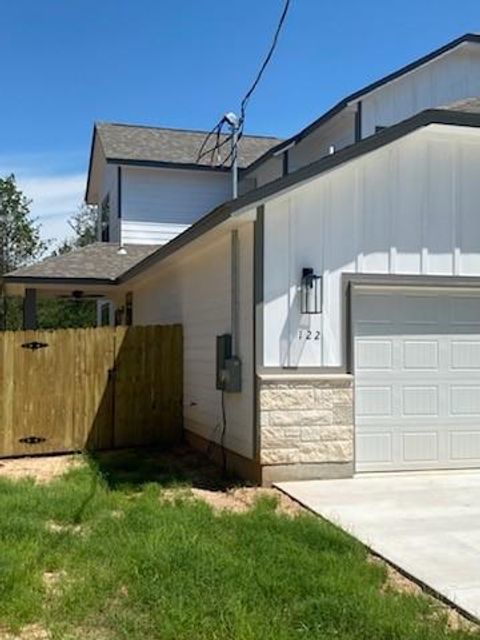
[196, 0, 291, 167]
[195, 117, 224, 164]
[238, 0, 291, 135]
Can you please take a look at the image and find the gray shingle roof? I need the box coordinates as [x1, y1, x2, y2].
[440, 97, 480, 114]
[5, 243, 158, 281]
[96, 123, 283, 169]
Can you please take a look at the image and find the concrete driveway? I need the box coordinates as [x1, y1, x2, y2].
[277, 472, 480, 620]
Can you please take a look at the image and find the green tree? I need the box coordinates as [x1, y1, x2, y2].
[55, 203, 98, 254]
[0, 175, 46, 329]
[0, 174, 45, 273]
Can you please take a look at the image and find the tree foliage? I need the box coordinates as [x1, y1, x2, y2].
[0, 179, 99, 330]
[0, 174, 45, 274]
[55, 203, 98, 254]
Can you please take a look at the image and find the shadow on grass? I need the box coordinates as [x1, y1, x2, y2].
[86, 444, 242, 493]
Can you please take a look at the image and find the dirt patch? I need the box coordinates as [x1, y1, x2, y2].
[0, 624, 50, 639]
[46, 521, 86, 536]
[369, 555, 478, 632]
[0, 455, 84, 484]
[190, 486, 305, 516]
[43, 570, 67, 597]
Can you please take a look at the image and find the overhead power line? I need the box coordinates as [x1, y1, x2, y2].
[238, 0, 291, 136]
[196, 0, 292, 168]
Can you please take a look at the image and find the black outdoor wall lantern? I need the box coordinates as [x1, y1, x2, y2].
[301, 268, 323, 314]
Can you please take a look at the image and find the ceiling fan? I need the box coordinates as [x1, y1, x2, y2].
[56, 290, 105, 301]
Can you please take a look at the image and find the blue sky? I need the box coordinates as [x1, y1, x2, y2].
[1, 0, 479, 245]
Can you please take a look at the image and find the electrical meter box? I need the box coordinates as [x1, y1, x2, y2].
[216, 334, 242, 392]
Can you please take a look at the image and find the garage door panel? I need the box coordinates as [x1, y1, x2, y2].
[356, 432, 393, 464]
[452, 297, 480, 323]
[354, 289, 480, 472]
[450, 341, 480, 369]
[402, 432, 438, 462]
[450, 386, 480, 415]
[450, 431, 480, 460]
[402, 295, 440, 323]
[356, 339, 393, 369]
[402, 386, 439, 416]
[356, 386, 392, 416]
[403, 340, 439, 369]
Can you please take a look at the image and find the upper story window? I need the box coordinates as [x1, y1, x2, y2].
[101, 195, 110, 242]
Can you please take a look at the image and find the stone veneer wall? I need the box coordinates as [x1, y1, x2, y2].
[258, 375, 354, 479]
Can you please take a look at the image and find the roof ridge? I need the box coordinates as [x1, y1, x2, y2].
[95, 121, 282, 141]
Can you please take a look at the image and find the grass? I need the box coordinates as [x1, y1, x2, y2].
[0, 448, 478, 640]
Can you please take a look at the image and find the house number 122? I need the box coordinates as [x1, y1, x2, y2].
[298, 330, 321, 341]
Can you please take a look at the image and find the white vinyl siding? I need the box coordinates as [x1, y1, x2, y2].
[120, 166, 231, 245]
[361, 43, 480, 137]
[288, 110, 356, 172]
[121, 220, 190, 245]
[132, 223, 255, 459]
[263, 124, 480, 368]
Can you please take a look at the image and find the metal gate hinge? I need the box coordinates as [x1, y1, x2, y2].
[21, 341, 48, 351]
[18, 436, 46, 445]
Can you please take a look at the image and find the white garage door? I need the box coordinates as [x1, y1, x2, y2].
[353, 288, 480, 472]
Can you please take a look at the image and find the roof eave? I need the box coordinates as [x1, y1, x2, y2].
[105, 158, 233, 173]
[2, 275, 117, 287]
[85, 125, 99, 204]
[242, 33, 480, 178]
[119, 109, 480, 283]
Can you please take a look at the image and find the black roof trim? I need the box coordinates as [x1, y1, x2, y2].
[106, 158, 232, 173]
[2, 275, 117, 287]
[243, 33, 480, 176]
[119, 108, 480, 284]
[85, 124, 98, 204]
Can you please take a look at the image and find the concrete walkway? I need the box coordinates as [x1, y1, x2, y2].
[277, 472, 480, 620]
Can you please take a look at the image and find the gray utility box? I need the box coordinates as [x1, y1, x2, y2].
[216, 334, 242, 392]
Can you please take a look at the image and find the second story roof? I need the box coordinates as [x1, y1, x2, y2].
[95, 122, 282, 169]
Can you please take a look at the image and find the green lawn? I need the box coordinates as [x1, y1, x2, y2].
[0, 448, 477, 640]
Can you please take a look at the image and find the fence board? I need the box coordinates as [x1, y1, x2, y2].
[0, 324, 182, 457]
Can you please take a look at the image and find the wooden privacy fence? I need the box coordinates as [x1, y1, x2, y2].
[0, 325, 183, 457]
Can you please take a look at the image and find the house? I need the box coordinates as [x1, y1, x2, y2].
[5, 33, 480, 484]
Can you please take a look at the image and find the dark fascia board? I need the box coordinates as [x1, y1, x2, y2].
[243, 33, 480, 177]
[106, 158, 232, 173]
[85, 124, 98, 204]
[2, 275, 117, 287]
[11, 108, 480, 290]
[118, 108, 480, 285]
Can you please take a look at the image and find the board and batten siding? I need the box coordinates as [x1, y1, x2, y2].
[263, 124, 480, 368]
[361, 44, 480, 137]
[120, 166, 232, 245]
[132, 223, 255, 458]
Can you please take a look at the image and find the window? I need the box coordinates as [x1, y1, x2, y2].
[101, 195, 110, 242]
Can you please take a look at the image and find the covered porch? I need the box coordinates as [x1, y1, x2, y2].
[1, 242, 158, 329]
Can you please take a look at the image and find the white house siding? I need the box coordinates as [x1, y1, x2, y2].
[120, 166, 232, 245]
[263, 124, 480, 368]
[132, 223, 255, 459]
[243, 155, 283, 190]
[361, 43, 480, 137]
[121, 220, 190, 245]
[288, 110, 356, 172]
